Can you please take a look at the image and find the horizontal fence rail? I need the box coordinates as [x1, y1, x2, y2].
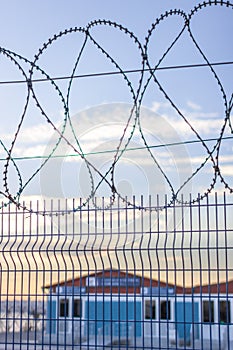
[0, 193, 232, 349]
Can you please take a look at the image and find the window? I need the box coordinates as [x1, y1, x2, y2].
[145, 300, 156, 319]
[219, 301, 231, 324]
[160, 300, 170, 320]
[59, 299, 69, 317]
[73, 299, 82, 318]
[203, 300, 214, 323]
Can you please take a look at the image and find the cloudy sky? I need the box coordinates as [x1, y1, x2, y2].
[0, 0, 232, 207]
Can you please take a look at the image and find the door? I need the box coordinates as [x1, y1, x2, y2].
[85, 298, 142, 339]
[175, 301, 199, 345]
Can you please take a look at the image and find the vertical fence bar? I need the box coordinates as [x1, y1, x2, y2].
[224, 192, 230, 350]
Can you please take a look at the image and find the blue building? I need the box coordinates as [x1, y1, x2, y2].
[42, 270, 233, 348]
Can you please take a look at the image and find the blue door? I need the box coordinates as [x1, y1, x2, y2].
[46, 299, 57, 334]
[85, 299, 142, 338]
[175, 301, 199, 344]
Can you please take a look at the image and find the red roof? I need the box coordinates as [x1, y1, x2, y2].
[191, 279, 233, 294]
[43, 269, 183, 294]
[43, 269, 233, 295]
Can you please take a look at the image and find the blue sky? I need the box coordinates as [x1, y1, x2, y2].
[0, 0, 232, 206]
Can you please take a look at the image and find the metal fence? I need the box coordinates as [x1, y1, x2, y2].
[0, 192, 232, 349]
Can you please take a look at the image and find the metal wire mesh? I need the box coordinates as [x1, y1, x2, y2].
[0, 193, 232, 349]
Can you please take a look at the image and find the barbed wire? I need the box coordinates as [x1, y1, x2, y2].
[0, 0, 232, 214]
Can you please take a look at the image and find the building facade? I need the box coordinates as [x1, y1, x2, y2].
[43, 270, 233, 348]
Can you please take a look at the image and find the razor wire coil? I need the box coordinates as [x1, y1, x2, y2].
[0, 0, 232, 214]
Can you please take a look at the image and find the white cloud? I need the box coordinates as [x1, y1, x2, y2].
[169, 113, 220, 136]
[150, 99, 223, 138]
[1, 122, 57, 145]
[218, 165, 233, 176]
[151, 101, 162, 112]
[12, 145, 47, 158]
[0, 102, 230, 199]
[217, 155, 233, 163]
[150, 101, 170, 113]
[187, 101, 202, 111]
